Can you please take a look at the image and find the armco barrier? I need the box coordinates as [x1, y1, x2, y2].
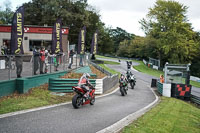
[191, 94, 200, 105]
[0, 71, 67, 97]
[49, 78, 96, 93]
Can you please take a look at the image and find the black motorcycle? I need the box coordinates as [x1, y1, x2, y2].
[126, 70, 136, 89]
[119, 74, 128, 96]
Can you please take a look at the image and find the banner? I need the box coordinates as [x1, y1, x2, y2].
[52, 18, 63, 54]
[78, 26, 86, 54]
[10, 6, 24, 55]
[91, 30, 98, 54]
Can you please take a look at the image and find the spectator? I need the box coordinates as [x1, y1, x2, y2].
[160, 74, 164, 83]
[68, 49, 75, 69]
[33, 47, 40, 75]
[40, 47, 45, 74]
[15, 55, 23, 78]
[1, 42, 9, 68]
[44, 49, 49, 73]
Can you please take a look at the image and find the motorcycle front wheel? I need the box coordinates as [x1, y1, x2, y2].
[90, 95, 95, 105]
[72, 94, 82, 109]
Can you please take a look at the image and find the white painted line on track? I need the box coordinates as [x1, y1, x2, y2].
[96, 86, 159, 133]
[0, 87, 119, 119]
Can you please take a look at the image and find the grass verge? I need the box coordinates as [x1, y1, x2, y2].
[133, 60, 164, 77]
[0, 84, 73, 115]
[97, 59, 120, 65]
[121, 97, 200, 133]
[133, 60, 200, 88]
[99, 64, 120, 76]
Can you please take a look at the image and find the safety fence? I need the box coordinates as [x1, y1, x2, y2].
[0, 54, 90, 81]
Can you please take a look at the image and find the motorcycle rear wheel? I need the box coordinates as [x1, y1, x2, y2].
[120, 87, 125, 96]
[72, 94, 82, 109]
[130, 82, 135, 89]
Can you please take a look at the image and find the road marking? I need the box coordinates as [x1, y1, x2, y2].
[0, 87, 119, 119]
[96, 86, 159, 133]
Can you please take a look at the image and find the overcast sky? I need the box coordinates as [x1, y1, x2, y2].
[1, 0, 199, 36]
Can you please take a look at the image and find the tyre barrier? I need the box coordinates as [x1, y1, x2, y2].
[48, 78, 96, 93]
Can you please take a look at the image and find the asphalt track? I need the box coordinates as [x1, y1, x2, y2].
[0, 59, 157, 133]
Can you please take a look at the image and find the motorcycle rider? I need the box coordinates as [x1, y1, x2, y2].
[120, 73, 128, 84]
[127, 61, 132, 69]
[78, 73, 93, 99]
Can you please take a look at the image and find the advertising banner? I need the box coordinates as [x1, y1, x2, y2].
[10, 6, 24, 55]
[91, 30, 98, 54]
[78, 26, 86, 54]
[52, 18, 63, 54]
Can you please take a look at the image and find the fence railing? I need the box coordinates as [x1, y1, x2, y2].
[88, 60, 112, 76]
[0, 53, 90, 81]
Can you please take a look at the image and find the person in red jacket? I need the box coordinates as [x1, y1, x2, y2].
[40, 47, 45, 74]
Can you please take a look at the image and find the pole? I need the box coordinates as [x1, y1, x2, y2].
[8, 55, 11, 80]
[32, 54, 34, 76]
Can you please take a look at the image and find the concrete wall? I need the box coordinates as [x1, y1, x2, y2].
[103, 74, 119, 93]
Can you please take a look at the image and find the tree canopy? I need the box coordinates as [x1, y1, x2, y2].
[0, 0, 13, 24]
[139, 0, 198, 64]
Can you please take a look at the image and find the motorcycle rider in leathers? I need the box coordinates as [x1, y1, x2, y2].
[78, 73, 92, 99]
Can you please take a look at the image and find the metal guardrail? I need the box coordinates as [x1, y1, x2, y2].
[88, 61, 112, 76]
[191, 94, 200, 105]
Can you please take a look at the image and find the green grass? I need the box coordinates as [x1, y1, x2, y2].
[190, 80, 200, 88]
[133, 60, 164, 77]
[122, 97, 200, 133]
[96, 55, 132, 61]
[0, 85, 73, 114]
[96, 55, 116, 59]
[133, 60, 200, 88]
[96, 58, 120, 76]
[99, 64, 120, 76]
[96, 59, 120, 65]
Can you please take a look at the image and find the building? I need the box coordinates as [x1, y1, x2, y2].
[0, 25, 69, 54]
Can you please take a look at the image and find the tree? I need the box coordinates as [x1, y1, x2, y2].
[0, 0, 13, 24]
[109, 27, 134, 54]
[23, 0, 109, 53]
[139, 0, 198, 65]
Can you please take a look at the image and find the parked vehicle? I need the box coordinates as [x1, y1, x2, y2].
[119, 74, 128, 96]
[72, 85, 95, 109]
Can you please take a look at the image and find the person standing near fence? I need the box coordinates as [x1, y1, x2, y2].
[44, 49, 49, 73]
[33, 47, 40, 75]
[68, 49, 75, 69]
[1, 42, 9, 68]
[15, 55, 23, 78]
[40, 47, 45, 74]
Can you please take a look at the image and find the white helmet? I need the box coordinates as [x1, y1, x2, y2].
[86, 73, 90, 78]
